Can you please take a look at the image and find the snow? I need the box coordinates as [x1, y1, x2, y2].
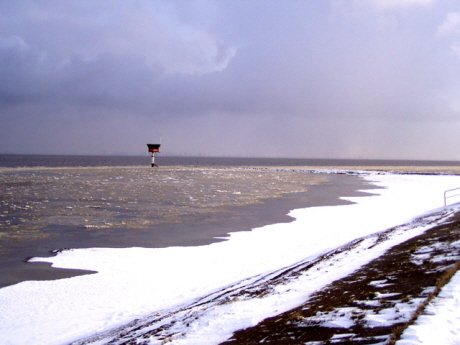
[0, 173, 460, 344]
[397, 268, 460, 345]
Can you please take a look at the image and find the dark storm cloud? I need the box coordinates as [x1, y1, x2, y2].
[1, 0, 460, 159]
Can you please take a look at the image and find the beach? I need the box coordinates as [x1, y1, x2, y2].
[1, 162, 460, 344]
[5, 1, 460, 344]
[1, 165, 381, 288]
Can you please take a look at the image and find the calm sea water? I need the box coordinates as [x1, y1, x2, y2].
[1, 154, 460, 168]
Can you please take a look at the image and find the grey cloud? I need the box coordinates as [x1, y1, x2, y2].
[2, 1, 460, 159]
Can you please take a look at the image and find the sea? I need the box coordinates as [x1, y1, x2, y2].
[1, 154, 459, 289]
[2, 154, 460, 168]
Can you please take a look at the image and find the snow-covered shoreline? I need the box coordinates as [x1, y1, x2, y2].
[1, 172, 460, 344]
[73, 207, 460, 345]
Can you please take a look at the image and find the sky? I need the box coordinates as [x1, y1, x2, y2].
[2, 0, 460, 160]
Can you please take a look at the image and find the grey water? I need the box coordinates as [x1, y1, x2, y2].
[0, 154, 455, 289]
[2, 154, 460, 168]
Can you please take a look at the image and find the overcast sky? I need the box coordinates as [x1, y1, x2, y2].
[2, 0, 460, 160]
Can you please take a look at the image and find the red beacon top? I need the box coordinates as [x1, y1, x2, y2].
[147, 144, 161, 153]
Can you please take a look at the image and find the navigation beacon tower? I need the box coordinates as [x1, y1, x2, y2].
[146, 143, 161, 167]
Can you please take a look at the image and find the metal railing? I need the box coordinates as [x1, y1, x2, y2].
[444, 187, 460, 207]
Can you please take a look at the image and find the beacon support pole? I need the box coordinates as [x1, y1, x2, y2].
[146, 143, 161, 167]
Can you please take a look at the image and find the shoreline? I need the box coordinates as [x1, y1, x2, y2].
[64, 173, 460, 345]
[1, 164, 457, 289]
[2, 171, 460, 345]
[0, 167, 372, 288]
